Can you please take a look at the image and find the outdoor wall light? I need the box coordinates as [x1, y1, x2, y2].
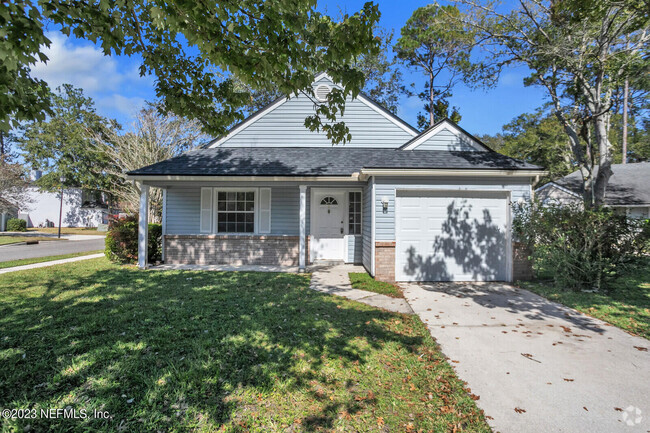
[381, 196, 389, 212]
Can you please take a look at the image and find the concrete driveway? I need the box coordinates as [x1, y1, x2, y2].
[402, 282, 650, 433]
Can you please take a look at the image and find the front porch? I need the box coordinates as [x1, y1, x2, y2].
[136, 182, 367, 272]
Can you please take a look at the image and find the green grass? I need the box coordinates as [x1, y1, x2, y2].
[27, 227, 104, 235]
[521, 259, 650, 339]
[0, 250, 103, 269]
[0, 236, 67, 246]
[349, 272, 403, 298]
[0, 259, 489, 433]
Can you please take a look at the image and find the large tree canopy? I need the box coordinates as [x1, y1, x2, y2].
[16, 84, 116, 192]
[457, 0, 650, 205]
[2, 1, 380, 143]
[395, 3, 474, 129]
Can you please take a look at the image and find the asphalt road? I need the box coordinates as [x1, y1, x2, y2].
[0, 238, 105, 262]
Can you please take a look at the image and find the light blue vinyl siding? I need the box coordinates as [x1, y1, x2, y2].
[165, 182, 369, 237]
[374, 176, 533, 241]
[348, 235, 363, 263]
[215, 78, 415, 148]
[411, 128, 484, 151]
[362, 182, 373, 273]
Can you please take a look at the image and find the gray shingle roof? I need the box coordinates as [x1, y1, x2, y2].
[127, 147, 543, 177]
[552, 162, 650, 206]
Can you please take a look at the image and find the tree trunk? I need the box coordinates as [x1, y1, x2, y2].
[429, 73, 435, 127]
[622, 79, 629, 164]
[592, 115, 614, 207]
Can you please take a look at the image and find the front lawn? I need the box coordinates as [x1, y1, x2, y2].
[0, 250, 103, 269]
[0, 259, 489, 432]
[349, 272, 403, 298]
[521, 258, 650, 339]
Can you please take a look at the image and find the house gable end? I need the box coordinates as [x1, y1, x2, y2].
[400, 120, 490, 152]
[209, 75, 417, 148]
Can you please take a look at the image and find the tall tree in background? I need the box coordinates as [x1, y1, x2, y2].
[235, 26, 407, 115]
[479, 108, 574, 183]
[355, 27, 408, 114]
[457, 0, 650, 206]
[3, 1, 380, 143]
[92, 104, 208, 222]
[395, 3, 474, 129]
[17, 84, 116, 192]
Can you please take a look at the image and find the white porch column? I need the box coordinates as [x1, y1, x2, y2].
[161, 188, 167, 262]
[138, 183, 150, 269]
[299, 185, 307, 271]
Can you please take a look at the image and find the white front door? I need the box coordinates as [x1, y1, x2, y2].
[311, 191, 345, 261]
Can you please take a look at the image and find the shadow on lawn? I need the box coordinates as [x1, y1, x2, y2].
[0, 266, 424, 431]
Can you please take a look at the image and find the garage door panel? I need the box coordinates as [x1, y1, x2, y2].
[396, 193, 509, 282]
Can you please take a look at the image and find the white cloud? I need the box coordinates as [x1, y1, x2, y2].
[30, 32, 154, 124]
[31, 33, 123, 92]
[97, 94, 147, 119]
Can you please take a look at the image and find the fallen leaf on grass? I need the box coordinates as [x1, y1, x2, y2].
[514, 407, 526, 413]
[377, 417, 384, 427]
[470, 394, 480, 401]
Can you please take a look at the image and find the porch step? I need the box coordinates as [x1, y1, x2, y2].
[312, 260, 345, 266]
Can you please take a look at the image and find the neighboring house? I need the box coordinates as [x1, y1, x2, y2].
[536, 162, 650, 219]
[19, 184, 110, 228]
[0, 197, 19, 232]
[128, 73, 545, 282]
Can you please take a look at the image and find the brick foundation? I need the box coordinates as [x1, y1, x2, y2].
[375, 241, 396, 282]
[512, 241, 533, 281]
[164, 235, 299, 266]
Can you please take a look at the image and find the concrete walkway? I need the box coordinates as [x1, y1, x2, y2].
[310, 264, 413, 314]
[402, 281, 650, 433]
[0, 253, 105, 275]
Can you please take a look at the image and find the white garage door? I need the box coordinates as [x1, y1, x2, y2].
[395, 190, 510, 282]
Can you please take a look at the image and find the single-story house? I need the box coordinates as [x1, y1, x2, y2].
[535, 162, 650, 219]
[18, 178, 111, 228]
[128, 73, 545, 282]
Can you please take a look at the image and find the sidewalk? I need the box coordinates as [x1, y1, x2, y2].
[0, 253, 104, 275]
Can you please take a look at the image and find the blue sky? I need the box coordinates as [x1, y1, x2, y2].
[31, 1, 548, 136]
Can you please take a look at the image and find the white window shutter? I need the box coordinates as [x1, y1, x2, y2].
[259, 188, 271, 233]
[200, 187, 213, 233]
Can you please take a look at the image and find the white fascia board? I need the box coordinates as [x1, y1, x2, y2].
[127, 174, 361, 182]
[535, 182, 582, 198]
[208, 96, 290, 148]
[359, 169, 547, 180]
[402, 120, 482, 150]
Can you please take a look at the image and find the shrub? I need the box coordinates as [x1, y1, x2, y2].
[6, 218, 26, 232]
[513, 201, 649, 291]
[105, 215, 162, 264]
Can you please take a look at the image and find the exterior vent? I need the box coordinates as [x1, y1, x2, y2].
[314, 84, 331, 102]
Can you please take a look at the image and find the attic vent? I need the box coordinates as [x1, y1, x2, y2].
[314, 84, 331, 102]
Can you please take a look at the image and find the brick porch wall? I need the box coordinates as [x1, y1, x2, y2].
[375, 241, 396, 282]
[512, 241, 533, 281]
[164, 235, 299, 266]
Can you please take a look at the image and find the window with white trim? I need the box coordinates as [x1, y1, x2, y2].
[348, 191, 361, 235]
[216, 191, 255, 233]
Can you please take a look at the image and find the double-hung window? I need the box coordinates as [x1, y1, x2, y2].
[217, 191, 255, 233]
